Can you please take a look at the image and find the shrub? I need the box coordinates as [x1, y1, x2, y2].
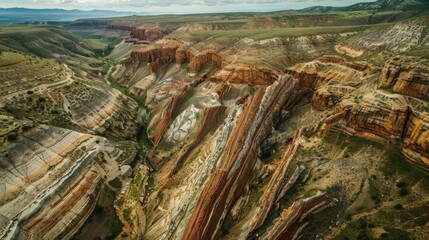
[395, 181, 407, 188]
[93, 204, 104, 215]
[399, 188, 409, 196]
[394, 204, 403, 210]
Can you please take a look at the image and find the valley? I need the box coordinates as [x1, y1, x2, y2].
[0, 0, 429, 239]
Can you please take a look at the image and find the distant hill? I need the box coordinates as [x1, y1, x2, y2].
[300, 0, 429, 13]
[0, 8, 141, 24]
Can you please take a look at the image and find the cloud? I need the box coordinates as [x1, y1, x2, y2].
[3, 0, 376, 13]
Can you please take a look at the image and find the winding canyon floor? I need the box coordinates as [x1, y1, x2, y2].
[1, 0, 429, 239]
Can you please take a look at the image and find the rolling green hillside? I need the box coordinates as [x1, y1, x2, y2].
[300, 0, 429, 13]
[0, 25, 108, 70]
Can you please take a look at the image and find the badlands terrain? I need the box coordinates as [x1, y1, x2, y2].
[1, 0, 429, 239]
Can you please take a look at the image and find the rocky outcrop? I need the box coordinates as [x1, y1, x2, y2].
[210, 63, 279, 85]
[319, 90, 429, 170]
[244, 129, 304, 236]
[189, 52, 224, 72]
[344, 19, 429, 52]
[106, 25, 136, 32]
[286, 56, 371, 90]
[151, 57, 172, 73]
[174, 23, 243, 32]
[175, 47, 195, 64]
[132, 42, 226, 74]
[261, 191, 330, 240]
[131, 43, 180, 63]
[312, 85, 355, 111]
[147, 84, 191, 157]
[21, 167, 102, 240]
[181, 74, 301, 239]
[62, 83, 140, 138]
[402, 110, 429, 169]
[0, 125, 99, 239]
[379, 62, 429, 100]
[169, 105, 227, 175]
[322, 91, 409, 143]
[131, 24, 171, 41]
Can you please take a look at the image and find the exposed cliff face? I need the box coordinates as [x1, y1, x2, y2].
[147, 84, 191, 157]
[182, 74, 301, 239]
[131, 41, 227, 75]
[402, 110, 429, 169]
[379, 61, 429, 100]
[343, 18, 429, 53]
[322, 91, 409, 142]
[168, 105, 227, 175]
[244, 129, 304, 236]
[261, 191, 330, 240]
[312, 85, 356, 110]
[62, 82, 140, 139]
[151, 57, 172, 73]
[106, 24, 136, 31]
[0, 124, 129, 240]
[189, 51, 224, 72]
[131, 24, 171, 41]
[210, 63, 279, 85]
[131, 43, 180, 63]
[286, 56, 372, 90]
[318, 89, 429, 170]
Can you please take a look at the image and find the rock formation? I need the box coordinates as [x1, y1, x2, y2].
[210, 63, 279, 85]
[182, 74, 301, 239]
[131, 24, 171, 42]
[379, 61, 429, 100]
[0, 124, 130, 240]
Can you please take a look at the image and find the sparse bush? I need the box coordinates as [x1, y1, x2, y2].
[7, 132, 18, 141]
[394, 204, 403, 210]
[93, 204, 104, 215]
[395, 181, 407, 188]
[346, 214, 352, 221]
[399, 188, 409, 196]
[109, 177, 122, 189]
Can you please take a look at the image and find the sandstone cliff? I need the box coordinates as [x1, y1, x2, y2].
[379, 61, 429, 100]
[131, 23, 171, 42]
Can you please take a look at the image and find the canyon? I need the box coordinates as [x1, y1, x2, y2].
[1, 0, 429, 239]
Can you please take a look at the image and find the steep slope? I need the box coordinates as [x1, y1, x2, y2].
[0, 25, 107, 70]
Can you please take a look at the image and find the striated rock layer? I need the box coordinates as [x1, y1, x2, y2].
[319, 90, 429, 169]
[379, 61, 429, 100]
[402, 110, 429, 169]
[182, 74, 301, 239]
[244, 129, 304, 236]
[0, 125, 99, 239]
[131, 24, 171, 42]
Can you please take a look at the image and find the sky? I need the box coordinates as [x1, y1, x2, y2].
[0, 0, 376, 13]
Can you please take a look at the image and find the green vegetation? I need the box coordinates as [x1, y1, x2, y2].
[0, 25, 106, 70]
[107, 75, 145, 108]
[69, 29, 122, 46]
[188, 25, 371, 41]
[295, 130, 429, 239]
[108, 177, 122, 189]
[75, 187, 124, 240]
[73, 13, 255, 25]
[0, 51, 26, 66]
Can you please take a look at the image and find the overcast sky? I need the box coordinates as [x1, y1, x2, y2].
[1, 0, 376, 13]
